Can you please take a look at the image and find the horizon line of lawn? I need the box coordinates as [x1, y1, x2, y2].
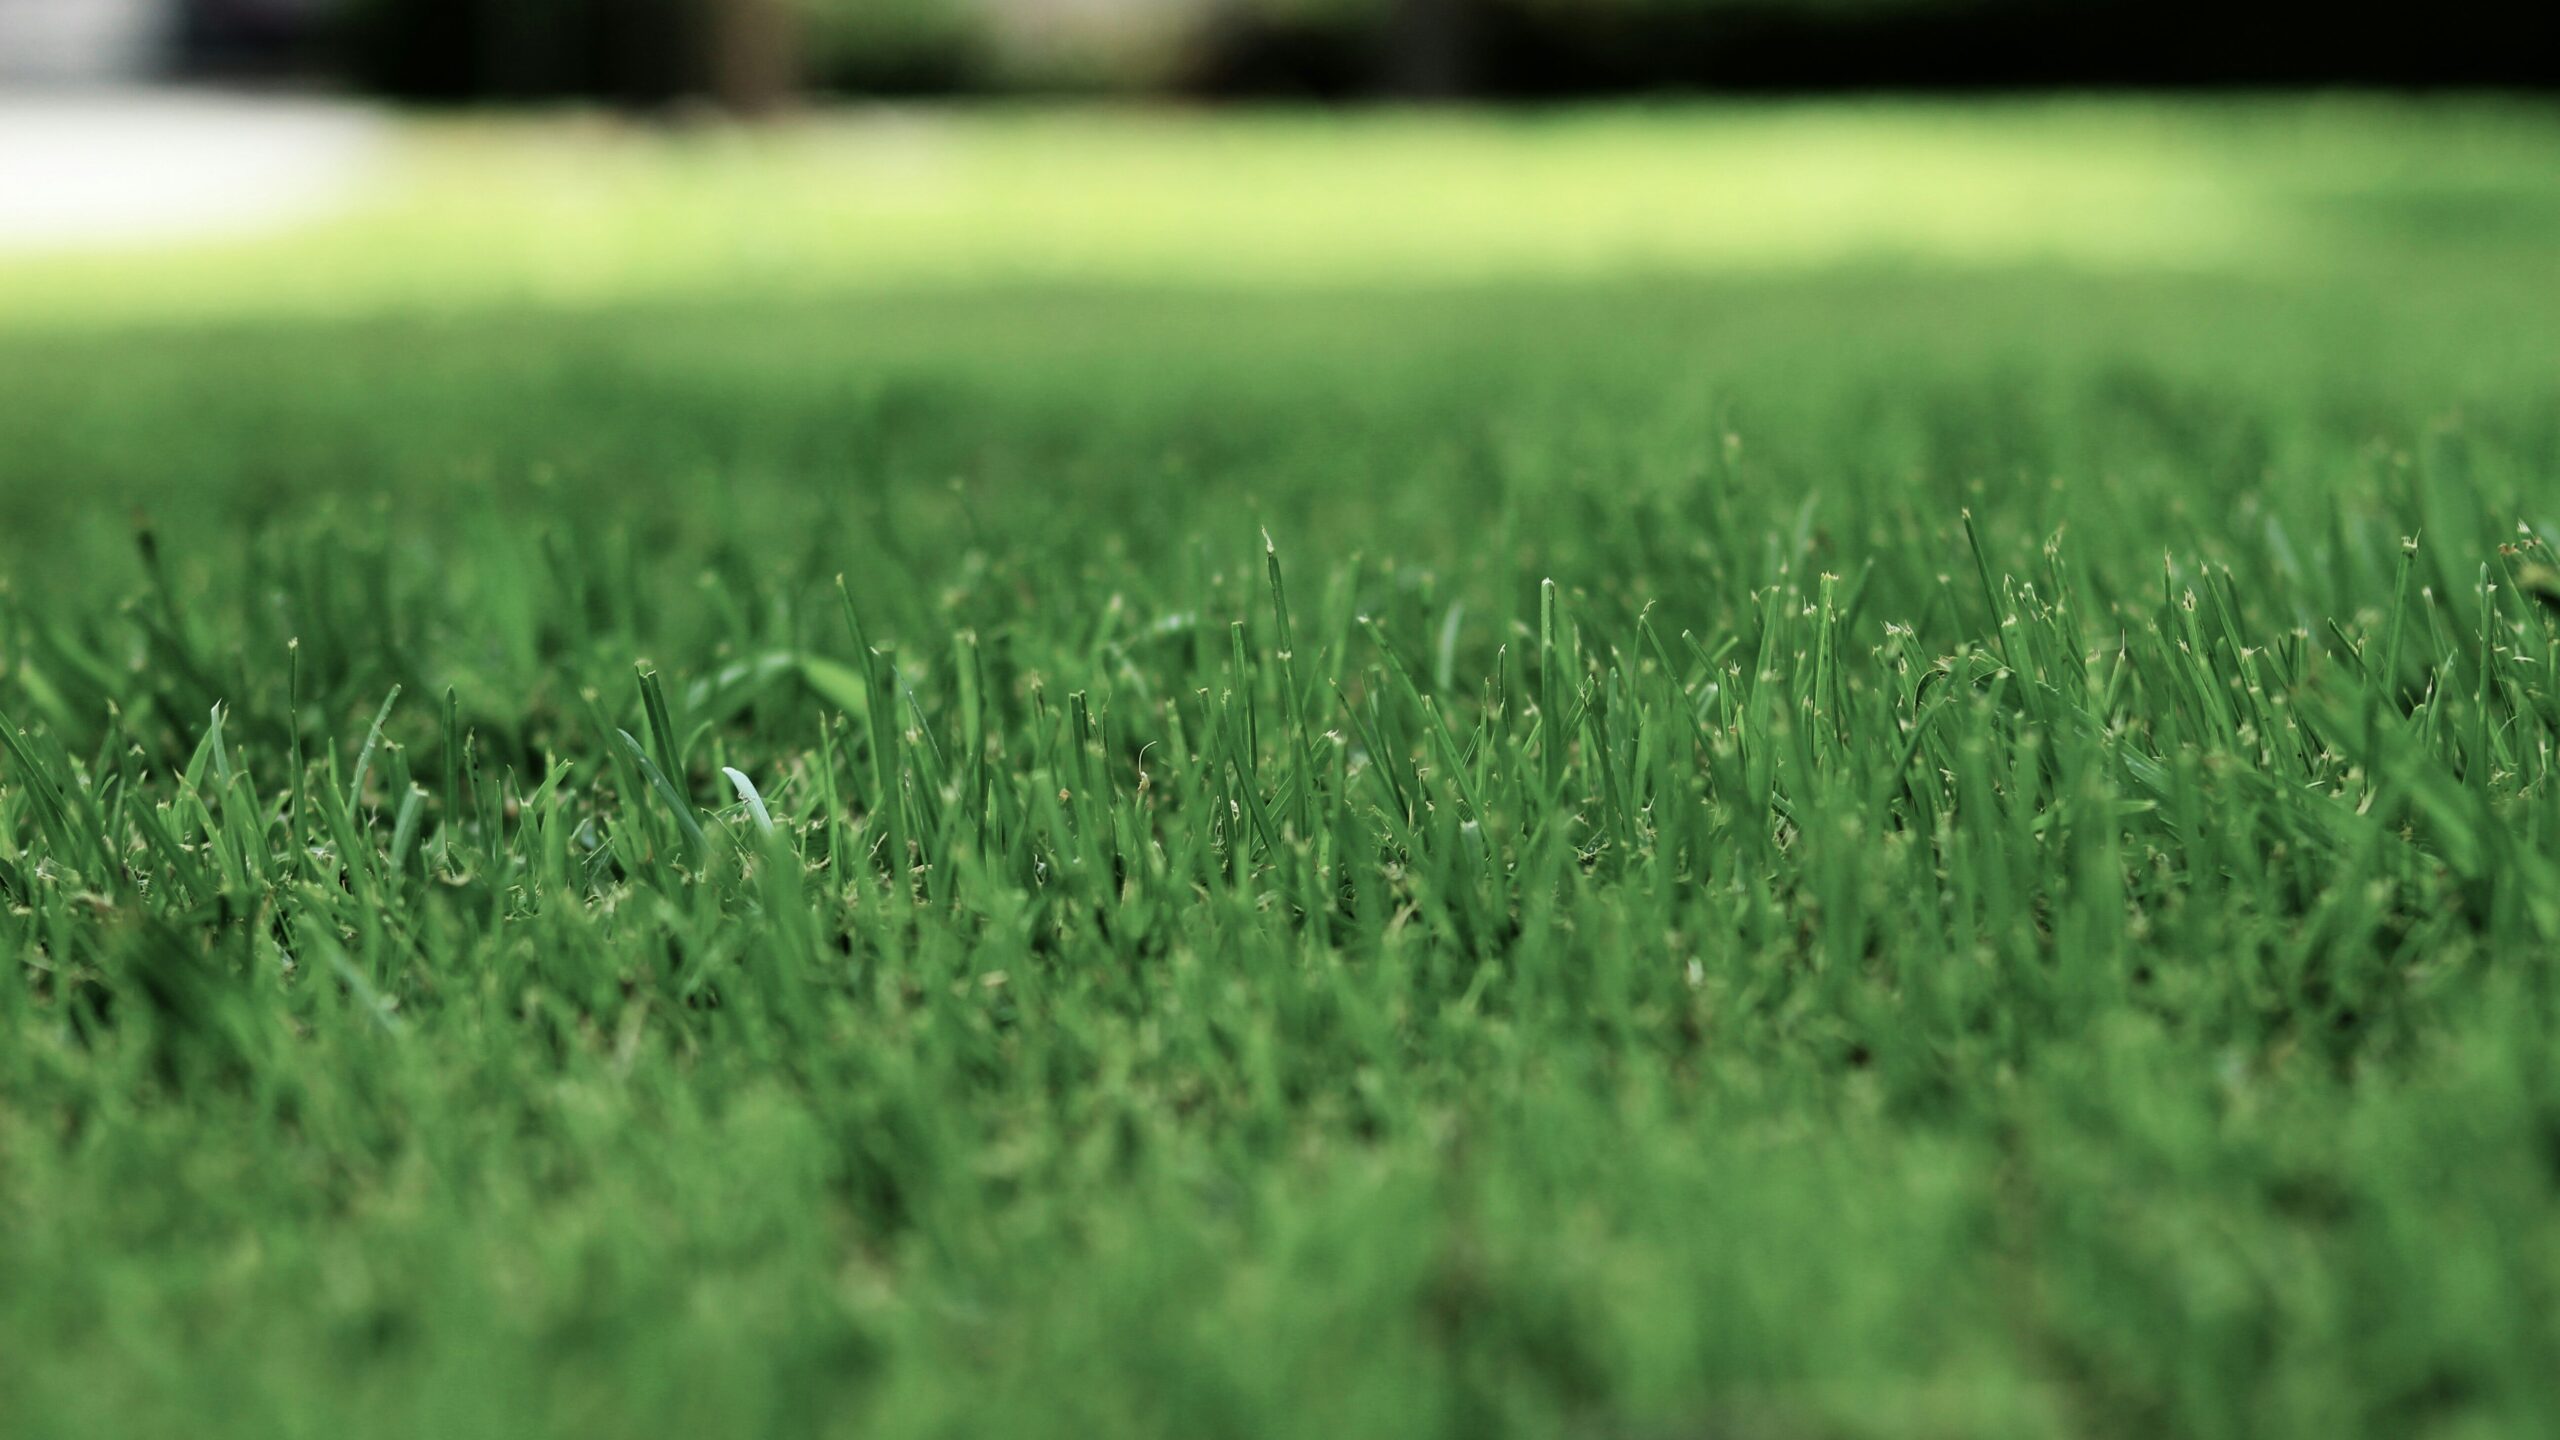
[8, 93, 2558, 332]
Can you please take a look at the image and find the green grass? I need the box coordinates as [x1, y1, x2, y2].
[11, 97, 2560, 325]
[4, 101, 2560, 1439]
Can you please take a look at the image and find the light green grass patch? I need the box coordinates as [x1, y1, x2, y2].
[8, 98, 2559, 328]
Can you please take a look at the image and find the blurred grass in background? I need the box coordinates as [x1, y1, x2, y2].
[7, 97, 2558, 329]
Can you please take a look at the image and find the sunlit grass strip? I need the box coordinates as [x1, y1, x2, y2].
[10, 97, 2560, 328]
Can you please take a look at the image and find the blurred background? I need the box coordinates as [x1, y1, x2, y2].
[4, 0, 2555, 105]
[3, 0, 2554, 580]
[8, 0, 2553, 291]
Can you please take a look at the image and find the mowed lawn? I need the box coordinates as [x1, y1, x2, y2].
[3, 101, 2560, 1439]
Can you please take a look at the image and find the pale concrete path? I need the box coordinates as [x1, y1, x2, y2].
[0, 88, 382, 252]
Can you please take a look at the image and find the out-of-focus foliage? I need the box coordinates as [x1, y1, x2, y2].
[800, 0, 983, 94]
[336, 0, 706, 101]
[326, 0, 2559, 101]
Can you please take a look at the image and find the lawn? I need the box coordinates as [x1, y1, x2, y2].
[3, 100, 2559, 1438]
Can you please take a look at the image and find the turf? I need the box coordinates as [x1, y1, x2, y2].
[3, 101, 2560, 1439]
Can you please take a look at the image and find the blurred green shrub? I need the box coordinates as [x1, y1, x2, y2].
[800, 0, 985, 94]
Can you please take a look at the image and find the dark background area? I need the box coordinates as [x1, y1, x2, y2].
[153, 0, 2560, 105]
[1194, 0, 2560, 99]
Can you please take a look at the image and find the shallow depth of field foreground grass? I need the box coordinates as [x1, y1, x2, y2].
[3, 101, 2560, 1439]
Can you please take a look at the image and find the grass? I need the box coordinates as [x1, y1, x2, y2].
[9, 97, 2560, 324]
[4, 100, 2560, 1438]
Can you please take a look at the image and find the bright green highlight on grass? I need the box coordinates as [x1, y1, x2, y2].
[4, 102, 2560, 1439]
[8, 97, 2560, 327]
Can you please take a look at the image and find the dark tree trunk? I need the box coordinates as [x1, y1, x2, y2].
[708, 0, 799, 115]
